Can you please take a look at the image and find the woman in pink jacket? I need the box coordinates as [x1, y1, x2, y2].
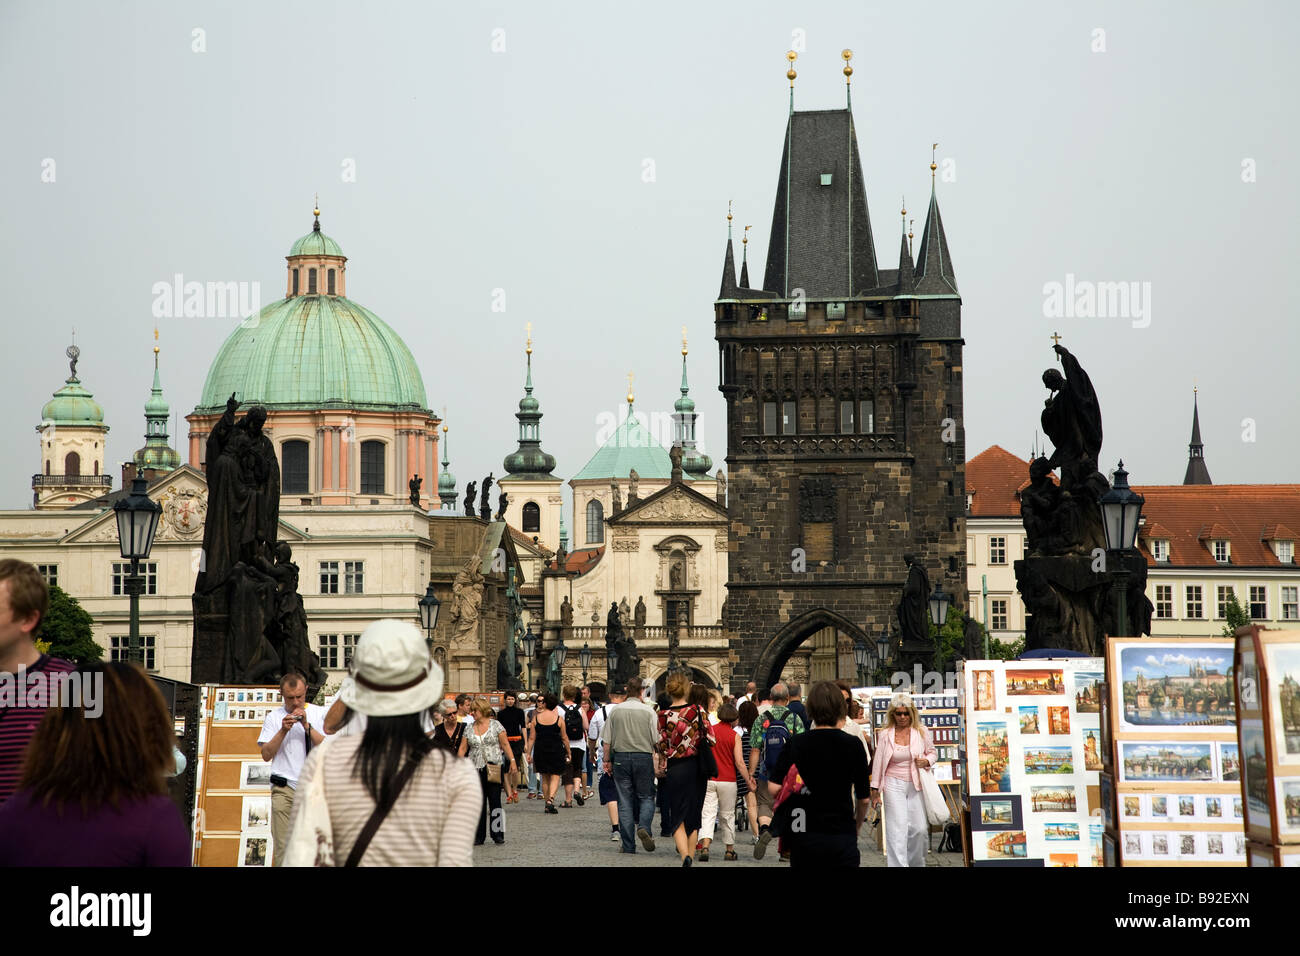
[869, 693, 937, 867]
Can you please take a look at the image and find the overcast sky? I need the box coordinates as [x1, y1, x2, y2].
[2, 0, 1296, 513]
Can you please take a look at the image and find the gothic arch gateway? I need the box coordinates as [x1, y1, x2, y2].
[754, 608, 870, 694]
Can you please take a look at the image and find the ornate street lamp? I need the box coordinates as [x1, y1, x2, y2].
[607, 644, 619, 688]
[112, 476, 161, 667]
[1099, 460, 1145, 637]
[928, 586, 951, 628]
[522, 625, 538, 691]
[579, 642, 592, 687]
[876, 626, 891, 671]
[417, 582, 441, 652]
[552, 635, 567, 673]
[853, 639, 870, 687]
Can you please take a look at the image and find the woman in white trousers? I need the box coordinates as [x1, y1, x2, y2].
[698, 703, 754, 862]
[869, 693, 938, 867]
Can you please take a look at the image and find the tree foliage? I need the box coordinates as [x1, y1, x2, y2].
[35, 586, 103, 664]
[1220, 592, 1251, 638]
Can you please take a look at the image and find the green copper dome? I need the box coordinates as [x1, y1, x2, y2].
[195, 296, 429, 413]
[41, 377, 105, 426]
[289, 225, 344, 258]
[572, 404, 670, 480]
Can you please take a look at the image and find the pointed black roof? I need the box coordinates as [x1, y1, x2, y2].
[913, 183, 957, 294]
[718, 235, 738, 298]
[761, 109, 879, 297]
[739, 241, 751, 289]
[896, 223, 914, 290]
[1183, 391, 1212, 485]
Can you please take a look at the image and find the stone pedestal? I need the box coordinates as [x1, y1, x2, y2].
[1015, 550, 1151, 656]
[451, 652, 485, 692]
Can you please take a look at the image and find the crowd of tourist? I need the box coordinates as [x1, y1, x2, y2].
[0, 557, 941, 868]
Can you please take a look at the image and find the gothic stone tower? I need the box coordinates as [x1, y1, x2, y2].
[716, 80, 966, 692]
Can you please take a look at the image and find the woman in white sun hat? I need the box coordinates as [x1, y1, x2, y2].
[284, 619, 482, 866]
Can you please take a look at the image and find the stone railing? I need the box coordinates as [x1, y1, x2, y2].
[554, 624, 729, 645]
[32, 474, 113, 487]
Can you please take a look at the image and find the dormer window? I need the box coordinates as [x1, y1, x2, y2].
[1276, 540, 1294, 564]
[1211, 539, 1230, 564]
[1150, 539, 1170, 563]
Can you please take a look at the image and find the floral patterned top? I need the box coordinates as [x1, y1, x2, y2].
[464, 719, 508, 770]
[656, 704, 716, 760]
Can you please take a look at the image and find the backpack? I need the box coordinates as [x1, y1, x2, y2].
[563, 704, 585, 742]
[760, 712, 793, 779]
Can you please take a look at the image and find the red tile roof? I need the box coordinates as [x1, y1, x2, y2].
[549, 547, 604, 575]
[967, 445, 1031, 517]
[966, 446, 1300, 569]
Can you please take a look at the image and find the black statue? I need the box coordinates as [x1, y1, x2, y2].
[496, 645, 522, 691]
[495, 490, 509, 521]
[191, 395, 326, 692]
[963, 612, 985, 661]
[897, 554, 932, 649]
[479, 473, 494, 521]
[560, 595, 573, 626]
[409, 474, 422, 506]
[464, 481, 477, 518]
[1042, 344, 1103, 493]
[605, 602, 624, 644]
[605, 602, 638, 688]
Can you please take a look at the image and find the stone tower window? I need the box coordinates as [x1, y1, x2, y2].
[65, 452, 80, 477]
[586, 499, 604, 544]
[523, 501, 540, 533]
[293, 268, 299, 296]
[308, 268, 317, 294]
[281, 440, 309, 495]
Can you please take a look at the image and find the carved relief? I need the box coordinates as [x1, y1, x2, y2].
[798, 477, 837, 523]
[611, 537, 639, 552]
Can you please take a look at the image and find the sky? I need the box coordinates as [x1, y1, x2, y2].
[2, 0, 1297, 511]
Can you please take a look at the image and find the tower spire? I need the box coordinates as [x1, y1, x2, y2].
[740, 225, 751, 288]
[438, 422, 458, 509]
[1182, 387, 1212, 485]
[133, 329, 180, 474]
[843, 48, 853, 108]
[674, 329, 712, 477]
[502, 326, 557, 479]
[786, 50, 797, 115]
[718, 205, 738, 298]
[914, 143, 957, 294]
[897, 197, 914, 288]
[313, 194, 321, 232]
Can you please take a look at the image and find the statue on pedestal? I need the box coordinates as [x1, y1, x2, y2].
[495, 490, 509, 521]
[408, 475, 422, 506]
[604, 602, 639, 689]
[610, 481, 622, 515]
[627, 469, 640, 503]
[479, 474, 494, 521]
[449, 555, 485, 651]
[897, 554, 934, 670]
[560, 595, 574, 627]
[463, 481, 477, 518]
[634, 596, 647, 633]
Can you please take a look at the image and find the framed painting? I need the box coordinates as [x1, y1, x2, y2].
[970, 794, 1023, 831]
[1109, 638, 1235, 734]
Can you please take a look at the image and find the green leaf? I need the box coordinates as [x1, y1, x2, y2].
[35, 585, 103, 665]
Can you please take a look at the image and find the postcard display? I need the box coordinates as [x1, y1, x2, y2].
[191, 685, 281, 867]
[870, 692, 962, 772]
[1104, 637, 1245, 867]
[960, 659, 1104, 866]
[1235, 626, 1300, 866]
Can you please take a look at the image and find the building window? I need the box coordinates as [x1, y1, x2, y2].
[292, 268, 299, 295]
[839, 400, 854, 434]
[1277, 540, 1295, 564]
[1211, 539, 1230, 564]
[966, 537, 975, 565]
[112, 562, 157, 596]
[860, 398, 874, 434]
[989, 536, 1007, 565]
[320, 561, 339, 594]
[360, 440, 385, 495]
[586, 499, 604, 544]
[762, 402, 777, 435]
[344, 562, 364, 594]
[308, 268, 317, 294]
[36, 564, 58, 588]
[1185, 585, 1203, 619]
[1155, 585, 1173, 619]
[327, 269, 336, 295]
[1150, 539, 1169, 563]
[990, 599, 1008, 631]
[110, 635, 156, 670]
[1249, 585, 1268, 619]
[65, 452, 81, 477]
[782, 401, 796, 435]
[282, 440, 309, 495]
[1283, 586, 1299, 621]
[1216, 585, 1235, 619]
[318, 634, 360, 669]
[522, 501, 540, 533]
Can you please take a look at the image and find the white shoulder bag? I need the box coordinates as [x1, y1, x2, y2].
[283, 735, 337, 867]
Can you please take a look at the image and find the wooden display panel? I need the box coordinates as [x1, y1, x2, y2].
[1105, 636, 1245, 866]
[1235, 626, 1300, 845]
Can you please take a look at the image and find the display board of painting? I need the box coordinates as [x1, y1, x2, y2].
[1246, 841, 1300, 866]
[1234, 625, 1300, 854]
[871, 691, 961, 771]
[191, 685, 281, 867]
[960, 659, 1104, 867]
[1105, 637, 1244, 867]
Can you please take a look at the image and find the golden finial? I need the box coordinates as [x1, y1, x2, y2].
[930, 143, 938, 176]
[313, 192, 320, 218]
[626, 371, 635, 406]
[153, 325, 160, 355]
[442, 423, 448, 434]
[786, 49, 797, 85]
[742, 224, 751, 246]
[525, 321, 533, 355]
[681, 326, 689, 357]
[908, 218, 914, 239]
[901, 195, 907, 218]
[842, 48, 853, 81]
[727, 199, 733, 223]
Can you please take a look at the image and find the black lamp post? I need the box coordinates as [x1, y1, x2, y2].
[876, 626, 891, 675]
[112, 476, 161, 667]
[522, 625, 538, 691]
[579, 642, 592, 687]
[928, 586, 951, 628]
[417, 582, 441, 652]
[551, 635, 568, 692]
[1099, 460, 1145, 638]
[853, 639, 870, 686]
[606, 645, 619, 688]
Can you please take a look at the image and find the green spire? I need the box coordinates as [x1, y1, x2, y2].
[502, 327, 557, 479]
[438, 424, 458, 508]
[674, 334, 711, 477]
[133, 343, 180, 473]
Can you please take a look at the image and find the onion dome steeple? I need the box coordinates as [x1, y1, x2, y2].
[502, 325, 558, 479]
[438, 423, 459, 509]
[133, 334, 181, 473]
[1182, 388, 1212, 485]
[674, 330, 713, 478]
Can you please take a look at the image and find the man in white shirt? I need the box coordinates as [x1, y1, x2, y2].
[739, 681, 757, 704]
[257, 673, 327, 867]
[589, 690, 622, 840]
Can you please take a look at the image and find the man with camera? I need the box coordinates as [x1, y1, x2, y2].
[257, 672, 326, 867]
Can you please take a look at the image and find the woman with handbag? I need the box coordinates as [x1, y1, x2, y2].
[459, 699, 517, 845]
[654, 675, 715, 867]
[868, 692, 938, 867]
[284, 620, 481, 866]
